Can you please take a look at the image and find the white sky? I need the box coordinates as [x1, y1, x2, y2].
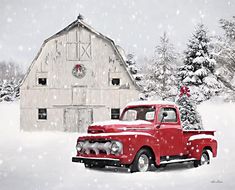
[0, 0, 234, 70]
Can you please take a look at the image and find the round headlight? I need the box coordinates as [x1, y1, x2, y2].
[111, 141, 122, 154]
[76, 142, 83, 152]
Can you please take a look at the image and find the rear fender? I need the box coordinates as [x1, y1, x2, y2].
[187, 139, 217, 160]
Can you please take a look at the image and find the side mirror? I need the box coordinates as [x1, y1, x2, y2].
[156, 112, 168, 129]
[162, 112, 168, 118]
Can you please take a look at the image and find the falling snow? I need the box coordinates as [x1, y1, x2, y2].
[0, 101, 235, 189]
[0, 0, 235, 189]
[0, 0, 234, 66]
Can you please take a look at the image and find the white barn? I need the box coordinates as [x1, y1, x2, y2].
[20, 16, 140, 132]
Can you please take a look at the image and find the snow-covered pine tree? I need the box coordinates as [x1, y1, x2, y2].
[0, 61, 22, 102]
[144, 32, 178, 100]
[219, 16, 235, 41]
[214, 17, 235, 97]
[0, 79, 21, 102]
[178, 24, 221, 102]
[126, 53, 142, 81]
[176, 85, 203, 130]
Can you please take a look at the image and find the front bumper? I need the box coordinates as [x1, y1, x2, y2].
[72, 156, 121, 167]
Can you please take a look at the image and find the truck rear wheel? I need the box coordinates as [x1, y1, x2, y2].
[194, 149, 210, 167]
[130, 148, 153, 173]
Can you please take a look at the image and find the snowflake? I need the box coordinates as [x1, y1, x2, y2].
[18, 45, 24, 51]
[7, 17, 13, 23]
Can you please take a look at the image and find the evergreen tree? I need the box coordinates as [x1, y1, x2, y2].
[126, 53, 142, 82]
[219, 16, 235, 41]
[144, 32, 178, 100]
[212, 16, 235, 101]
[0, 61, 22, 102]
[0, 79, 20, 102]
[176, 86, 203, 130]
[217, 17, 235, 79]
[178, 24, 221, 102]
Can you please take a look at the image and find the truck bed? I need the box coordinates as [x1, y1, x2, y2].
[183, 130, 215, 142]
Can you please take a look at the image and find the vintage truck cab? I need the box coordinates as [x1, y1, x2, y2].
[72, 101, 217, 172]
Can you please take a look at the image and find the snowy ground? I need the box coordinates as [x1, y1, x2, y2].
[0, 101, 235, 190]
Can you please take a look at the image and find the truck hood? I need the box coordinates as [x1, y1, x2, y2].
[88, 120, 153, 134]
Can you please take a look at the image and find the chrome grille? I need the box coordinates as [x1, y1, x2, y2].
[82, 141, 112, 155]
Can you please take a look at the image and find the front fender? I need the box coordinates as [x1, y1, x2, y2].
[119, 133, 160, 165]
[78, 132, 159, 165]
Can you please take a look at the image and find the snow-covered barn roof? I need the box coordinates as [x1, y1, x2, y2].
[21, 17, 141, 90]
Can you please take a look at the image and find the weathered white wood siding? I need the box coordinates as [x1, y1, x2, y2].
[20, 20, 139, 131]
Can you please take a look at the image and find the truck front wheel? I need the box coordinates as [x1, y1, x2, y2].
[194, 149, 210, 167]
[130, 148, 153, 173]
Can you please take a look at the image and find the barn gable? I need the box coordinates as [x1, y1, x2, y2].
[21, 17, 140, 90]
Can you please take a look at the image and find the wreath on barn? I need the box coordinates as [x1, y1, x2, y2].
[72, 64, 86, 79]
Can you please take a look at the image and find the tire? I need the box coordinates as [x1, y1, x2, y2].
[194, 149, 210, 167]
[130, 148, 153, 173]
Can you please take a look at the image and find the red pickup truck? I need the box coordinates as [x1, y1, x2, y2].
[72, 101, 217, 172]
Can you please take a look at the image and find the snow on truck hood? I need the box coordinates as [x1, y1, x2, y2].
[90, 120, 152, 127]
[82, 131, 152, 137]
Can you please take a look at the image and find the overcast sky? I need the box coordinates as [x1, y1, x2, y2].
[0, 0, 234, 70]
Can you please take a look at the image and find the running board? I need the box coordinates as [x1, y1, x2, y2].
[160, 158, 196, 164]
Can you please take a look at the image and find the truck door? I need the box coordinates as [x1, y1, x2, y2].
[157, 106, 183, 156]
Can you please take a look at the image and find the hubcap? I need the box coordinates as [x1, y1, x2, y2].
[137, 154, 149, 172]
[201, 152, 209, 165]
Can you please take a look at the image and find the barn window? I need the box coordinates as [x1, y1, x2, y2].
[38, 78, 47, 86]
[38, 108, 47, 120]
[111, 108, 120, 119]
[111, 78, 120, 86]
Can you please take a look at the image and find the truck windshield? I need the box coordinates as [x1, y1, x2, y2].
[121, 106, 156, 122]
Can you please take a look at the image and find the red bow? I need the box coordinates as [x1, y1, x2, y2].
[75, 64, 82, 71]
[179, 86, 190, 97]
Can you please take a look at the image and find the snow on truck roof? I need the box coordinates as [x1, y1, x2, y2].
[126, 100, 177, 107]
[90, 120, 152, 126]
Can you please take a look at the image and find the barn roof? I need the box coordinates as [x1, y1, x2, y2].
[21, 17, 141, 90]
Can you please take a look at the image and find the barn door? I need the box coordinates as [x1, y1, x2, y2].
[64, 108, 93, 132]
[77, 109, 93, 133]
[64, 109, 79, 132]
[72, 86, 87, 105]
